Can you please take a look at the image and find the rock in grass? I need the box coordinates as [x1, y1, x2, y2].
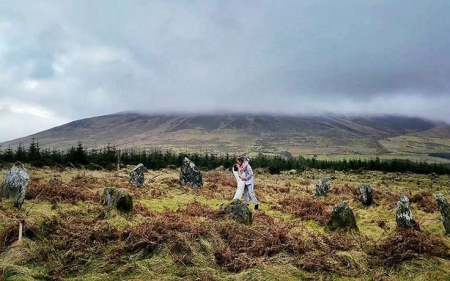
[327, 201, 358, 231]
[0, 162, 30, 209]
[315, 178, 330, 197]
[101, 187, 133, 213]
[436, 194, 450, 235]
[221, 199, 252, 225]
[358, 183, 373, 206]
[396, 195, 418, 229]
[129, 163, 145, 188]
[179, 157, 203, 188]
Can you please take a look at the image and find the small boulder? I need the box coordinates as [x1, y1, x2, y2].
[129, 163, 145, 188]
[429, 172, 439, 180]
[86, 163, 104, 171]
[0, 162, 30, 209]
[396, 195, 418, 229]
[221, 199, 252, 225]
[436, 194, 450, 235]
[49, 177, 62, 187]
[358, 183, 373, 206]
[100, 187, 133, 213]
[179, 157, 203, 188]
[315, 178, 330, 197]
[326, 201, 358, 231]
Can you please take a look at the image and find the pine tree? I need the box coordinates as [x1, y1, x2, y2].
[28, 138, 41, 162]
[15, 143, 27, 162]
[66, 142, 88, 165]
[2, 146, 14, 163]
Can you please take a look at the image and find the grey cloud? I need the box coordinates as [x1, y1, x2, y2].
[0, 0, 450, 141]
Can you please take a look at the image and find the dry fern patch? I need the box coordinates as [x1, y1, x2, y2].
[0, 166, 449, 280]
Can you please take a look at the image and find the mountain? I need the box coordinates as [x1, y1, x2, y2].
[2, 112, 450, 163]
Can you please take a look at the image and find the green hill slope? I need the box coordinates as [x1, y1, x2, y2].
[2, 113, 450, 163]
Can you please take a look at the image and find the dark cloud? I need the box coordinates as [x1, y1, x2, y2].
[0, 0, 449, 141]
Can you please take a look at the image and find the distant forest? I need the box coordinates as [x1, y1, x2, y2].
[429, 153, 450, 161]
[1, 139, 449, 175]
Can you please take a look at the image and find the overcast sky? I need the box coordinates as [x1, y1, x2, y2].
[1, 0, 450, 141]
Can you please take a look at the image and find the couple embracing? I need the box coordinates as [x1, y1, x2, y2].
[232, 156, 259, 210]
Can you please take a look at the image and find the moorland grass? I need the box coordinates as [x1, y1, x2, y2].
[0, 166, 449, 280]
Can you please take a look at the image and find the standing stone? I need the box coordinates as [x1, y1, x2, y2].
[129, 163, 145, 188]
[101, 187, 133, 213]
[221, 199, 252, 225]
[358, 183, 373, 206]
[0, 162, 30, 209]
[429, 173, 439, 180]
[396, 195, 417, 229]
[327, 201, 358, 231]
[315, 178, 331, 197]
[179, 157, 203, 188]
[436, 194, 450, 235]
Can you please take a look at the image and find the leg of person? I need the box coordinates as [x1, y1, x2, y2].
[246, 183, 259, 210]
[243, 185, 249, 205]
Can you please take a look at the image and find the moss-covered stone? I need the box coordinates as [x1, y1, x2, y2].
[315, 178, 330, 197]
[326, 201, 358, 231]
[101, 187, 133, 213]
[129, 163, 145, 188]
[180, 157, 203, 188]
[436, 194, 450, 235]
[221, 199, 252, 225]
[396, 195, 418, 229]
[359, 183, 373, 206]
[0, 162, 30, 209]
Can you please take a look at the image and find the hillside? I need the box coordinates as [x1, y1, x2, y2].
[2, 112, 450, 163]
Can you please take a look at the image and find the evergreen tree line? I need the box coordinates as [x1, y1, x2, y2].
[429, 152, 450, 160]
[0, 140, 449, 175]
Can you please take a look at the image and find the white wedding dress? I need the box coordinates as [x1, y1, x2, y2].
[232, 165, 245, 200]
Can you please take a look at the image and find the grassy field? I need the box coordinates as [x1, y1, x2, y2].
[1, 164, 450, 280]
[126, 130, 450, 165]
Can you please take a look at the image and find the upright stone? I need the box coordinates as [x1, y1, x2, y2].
[221, 199, 252, 225]
[179, 157, 203, 188]
[315, 178, 330, 197]
[327, 201, 358, 231]
[129, 163, 145, 188]
[0, 162, 30, 209]
[101, 187, 133, 213]
[436, 194, 450, 235]
[396, 195, 417, 229]
[358, 183, 373, 206]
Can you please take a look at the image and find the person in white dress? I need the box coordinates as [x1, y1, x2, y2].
[232, 156, 259, 210]
[232, 163, 245, 200]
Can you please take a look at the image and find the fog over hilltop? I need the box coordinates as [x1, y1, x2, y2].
[1, 1, 450, 141]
